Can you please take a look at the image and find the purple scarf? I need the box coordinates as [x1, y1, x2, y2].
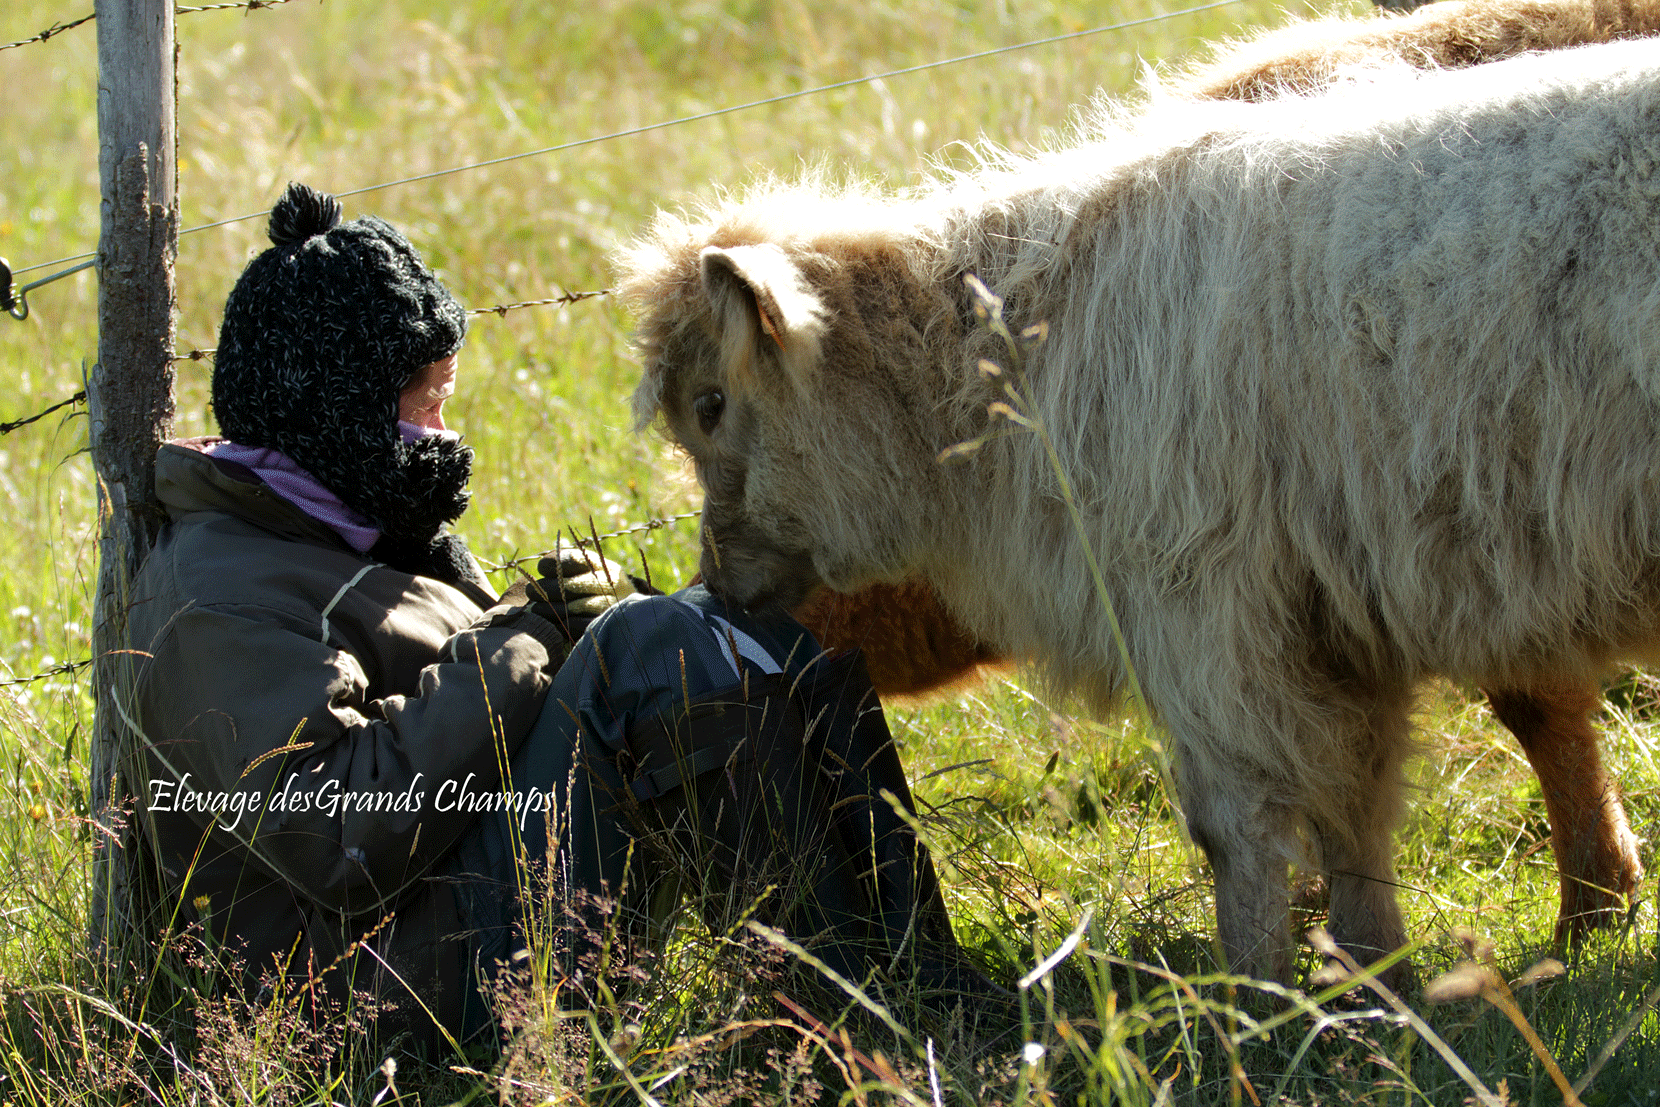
[193, 422, 452, 554]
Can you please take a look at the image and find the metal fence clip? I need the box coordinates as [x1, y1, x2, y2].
[5, 257, 97, 322]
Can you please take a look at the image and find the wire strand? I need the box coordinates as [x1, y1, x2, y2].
[464, 289, 610, 316]
[174, 0, 300, 12]
[481, 510, 703, 574]
[0, 391, 86, 436]
[1, 12, 94, 52]
[2, 0, 300, 54]
[9, 0, 1247, 277]
[0, 657, 91, 690]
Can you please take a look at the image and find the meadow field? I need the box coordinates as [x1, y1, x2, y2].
[1, 0, 1657, 1101]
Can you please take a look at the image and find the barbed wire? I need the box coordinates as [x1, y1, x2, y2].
[465, 289, 610, 316]
[9, 0, 1250, 278]
[160, 290, 610, 360]
[175, 0, 301, 13]
[2, 0, 300, 54]
[483, 510, 703, 574]
[9, 284, 604, 342]
[0, 390, 86, 436]
[1, 12, 93, 52]
[0, 657, 91, 690]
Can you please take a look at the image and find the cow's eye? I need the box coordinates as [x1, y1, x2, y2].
[693, 390, 725, 436]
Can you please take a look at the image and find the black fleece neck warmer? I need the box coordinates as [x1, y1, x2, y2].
[211, 183, 473, 548]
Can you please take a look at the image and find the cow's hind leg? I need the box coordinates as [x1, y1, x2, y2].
[1483, 681, 1641, 941]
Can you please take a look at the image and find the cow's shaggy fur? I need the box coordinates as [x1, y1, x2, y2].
[1180, 0, 1660, 101]
[798, 0, 1654, 947]
[622, 40, 1660, 983]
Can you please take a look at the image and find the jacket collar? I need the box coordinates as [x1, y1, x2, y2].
[156, 440, 357, 552]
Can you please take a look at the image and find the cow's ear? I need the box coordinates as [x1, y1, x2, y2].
[700, 244, 825, 393]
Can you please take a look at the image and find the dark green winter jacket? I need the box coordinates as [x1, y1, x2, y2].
[118, 441, 567, 1047]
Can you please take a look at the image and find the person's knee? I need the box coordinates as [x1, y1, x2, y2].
[587, 591, 691, 642]
[580, 591, 791, 702]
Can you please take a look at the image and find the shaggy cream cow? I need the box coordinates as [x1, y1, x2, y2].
[623, 40, 1660, 984]
[798, 0, 1659, 948]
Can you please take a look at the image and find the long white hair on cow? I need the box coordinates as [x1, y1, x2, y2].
[621, 38, 1660, 986]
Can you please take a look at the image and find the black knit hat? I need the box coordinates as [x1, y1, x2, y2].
[212, 182, 472, 544]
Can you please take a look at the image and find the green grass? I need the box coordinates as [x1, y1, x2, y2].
[3, 0, 1659, 1101]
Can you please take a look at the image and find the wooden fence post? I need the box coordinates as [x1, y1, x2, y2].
[88, 0, 178, 960]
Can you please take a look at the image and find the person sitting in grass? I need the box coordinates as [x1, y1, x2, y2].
[116, 182, 996, 1055]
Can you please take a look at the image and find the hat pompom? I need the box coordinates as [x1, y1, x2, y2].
[267, 183, 343, 247]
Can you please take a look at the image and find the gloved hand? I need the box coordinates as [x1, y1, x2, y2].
[518, 548, 640, 643]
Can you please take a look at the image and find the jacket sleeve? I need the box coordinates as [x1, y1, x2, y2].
[125, 600, 569, 916]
